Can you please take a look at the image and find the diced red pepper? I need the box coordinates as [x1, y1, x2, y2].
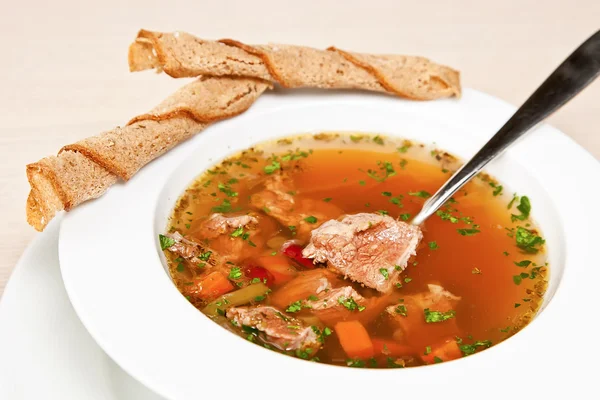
[282, 243, 315, 269]
[243, 264, 275, 287]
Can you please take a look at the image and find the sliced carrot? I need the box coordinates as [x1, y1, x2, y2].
[335, 320, 374, 359]
[196, 271, 234, 300]
[257, 255, 298, 285]
[421, 337, 462, 364]
[372, 338, 413, 358]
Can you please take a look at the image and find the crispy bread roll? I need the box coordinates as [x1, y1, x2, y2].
[128, 30, 460, 100]
[26, 77, 269, 231]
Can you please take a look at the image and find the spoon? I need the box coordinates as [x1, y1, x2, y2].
[411, 29, 600, 226]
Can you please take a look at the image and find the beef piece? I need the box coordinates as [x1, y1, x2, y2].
[304, 286, 369, 325]
[193, 213, 261, 262]
[226, 306, 321, 355]
[302, 213, 423, 292]
[164, 231, 218, 268]
[386, 284, 461, 347]
[197, 213, 258, 239]
[304, 286, 366, 311]
[250, 174, 341, 240]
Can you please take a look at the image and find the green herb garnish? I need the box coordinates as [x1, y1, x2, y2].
[159, 234, 175, 250]
[424, 308, 455, 323]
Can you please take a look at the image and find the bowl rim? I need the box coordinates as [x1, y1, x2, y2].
[59, 88, 600, 399]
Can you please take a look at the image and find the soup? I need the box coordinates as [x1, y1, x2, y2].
[160, 134, 548, 368]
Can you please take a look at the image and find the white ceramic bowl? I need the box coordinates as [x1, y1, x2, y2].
[59, 89, 600, 399]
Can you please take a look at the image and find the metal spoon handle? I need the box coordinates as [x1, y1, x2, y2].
[411, 30, 600, 226]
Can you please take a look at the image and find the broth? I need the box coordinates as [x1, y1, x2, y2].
[162, 133, 548, 368]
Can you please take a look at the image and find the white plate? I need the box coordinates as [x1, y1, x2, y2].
[0, 217, 165, 400]
[59, 89, 600, 400]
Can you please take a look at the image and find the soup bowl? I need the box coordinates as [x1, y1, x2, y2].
[59, 89, 600, 399]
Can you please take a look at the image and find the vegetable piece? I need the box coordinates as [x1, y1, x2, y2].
[421, 338, 462, 364]
[195, 272, 234, 301]
[202, 282, 269, 317]
[335, 320, 375, 359]
[372, 338, 413, 357]
[243, 265, 275, 287]
[256, 255, 298, 285]
[270, 269, 337, 310]
[281, 243, 315, 269]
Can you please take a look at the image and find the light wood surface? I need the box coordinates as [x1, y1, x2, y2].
[1, 0, 598, 297]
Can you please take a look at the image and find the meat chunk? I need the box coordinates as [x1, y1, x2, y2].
[197, 213, 258, 239]
[164, 231, 218, 267]
[192, 213, 261, 262]
[226, 306, 321, 356]
[302, 213, 423, 292]
[250, 174, 341, 240]
[305, 286, 368, 325]
[386, 284, 461, 347]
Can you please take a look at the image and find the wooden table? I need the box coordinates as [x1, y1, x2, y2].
[1, 0, 598, 296]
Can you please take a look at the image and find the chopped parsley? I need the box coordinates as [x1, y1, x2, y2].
[433, 356, 444, 364]
[373, 135, 385, 145]
[400, 213, 411, 221]
[489, 182, 503, 196]
[379, 268, 389, 280]
[514, 303, 521, 308]
[307, 295, 319, 301]
[338, 296, 365, 312]
[288, 226, 297, 235]
[397, 144, 412, 153]
[358, 180, 366, 186]
[199, 251, 212, 261]
[211, 199, 233, 213]
[159, 234, 175, 250]
[436, 210, 459, 223]
[428, 241, 439, 250]
[515, 226, 545, 253]
[230, 226, 244, 237]
[346, 358, 366, 368]
[408, 190, 431, 198]
[424, 346, 432, 355]
[457, 228, 480, 236]
[263, 160, 281, 174]
[254, 295, 266, 302]
[507, 193, 519, 209]
[295, 348, 313, 360]
[364, 161, 396, 182]
[404, 277, 412, 283]
[377, 210, 389, 216]
[514, 260, 532, 267]
[176, 263, 185, 272]
[311, 326, 333, 343]
[459, 340, 492, 356]
[395, 305, 408, 316]
[390, 196, 403, 206]
[424, 308, 456, 323]
[218, 182, 238, 197]
[511, 196, 531, 222]
[323, 197, 332, 202]
[350, 135, 363, 143]
[304, 216, 318, 224]
[286, 301, 303, 313]
[228, 267, 243, 280]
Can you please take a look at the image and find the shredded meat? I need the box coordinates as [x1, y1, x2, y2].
[304, 286, 366, 311]
[165, 231, 218, 267]
[302, 213, 423, 292]
[226, 306, 321, 355]
[250, 173, 341, 240]
[191, 213, 261, 263]
[197, 213, 258, 239]
[386, 284, 461, 347]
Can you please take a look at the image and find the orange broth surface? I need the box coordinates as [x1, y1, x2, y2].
[164, 133, 548, 368]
